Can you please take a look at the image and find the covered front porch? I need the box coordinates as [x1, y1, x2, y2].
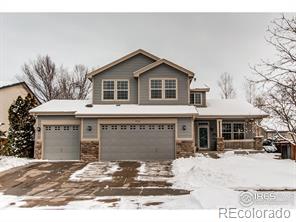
[194, 118, 264, 151]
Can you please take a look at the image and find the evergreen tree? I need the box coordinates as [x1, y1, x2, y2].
[7, 94, 37, 157]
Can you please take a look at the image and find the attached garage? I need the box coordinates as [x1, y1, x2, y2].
[100, 124, 175, 161]
[43, 125, 80, 160]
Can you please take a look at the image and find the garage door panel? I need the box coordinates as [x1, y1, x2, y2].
[44, 125, 80, 160]
[101, 124, 175, 161]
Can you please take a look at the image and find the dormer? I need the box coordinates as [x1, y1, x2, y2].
[190, 78, 210, 107]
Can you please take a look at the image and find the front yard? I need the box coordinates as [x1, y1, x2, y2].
[0, 152, 295, 209]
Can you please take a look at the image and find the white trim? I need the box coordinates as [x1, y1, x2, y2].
[101, 79, 130, 101]
[197, 122, 210, 149]
[149, 78, 178, 100]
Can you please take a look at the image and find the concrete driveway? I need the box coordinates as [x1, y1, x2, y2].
[0, 161, 189, 208]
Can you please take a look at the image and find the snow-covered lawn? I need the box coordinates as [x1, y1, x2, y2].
[0, 156, 33, 173]
[171, 152, 296, 190]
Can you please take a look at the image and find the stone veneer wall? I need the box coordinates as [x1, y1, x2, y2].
[176, 140, 195, 158]
[80, 141, 99, 162]
[34, 141, 42, 159]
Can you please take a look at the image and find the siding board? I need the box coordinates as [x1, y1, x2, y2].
[139, 64, 190, 105]
[92, 54, 155, 104]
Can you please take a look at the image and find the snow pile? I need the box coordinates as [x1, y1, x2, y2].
[69, 162, 121, 182]
[171, 152, 296, 190]
[137, 162, 172, 182]
[0, 156, 32, 173]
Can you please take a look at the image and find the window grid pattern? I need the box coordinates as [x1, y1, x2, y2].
[190, 93, 202, 105]
[222, 122, 245, 140]
[150, 79, 177, 100]
[103, 80, 128, 100]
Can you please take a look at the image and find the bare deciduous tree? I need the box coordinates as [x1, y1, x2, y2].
[244, 79, 256, 104]
[252, 14, 296, 143]
[22, 55, 60, 102]
[20, 55, 91, 102]
[217, 72, 236, 99]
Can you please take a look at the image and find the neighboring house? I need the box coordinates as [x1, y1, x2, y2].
[0, 81, 40, 133]
[260, 118, 294, 141]
[30, 49, 268, 161]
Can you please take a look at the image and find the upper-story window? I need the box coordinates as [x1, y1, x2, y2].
[150, 79, 177, 100]
[190, 92, 202, 105]
[102, 80, 129, 101]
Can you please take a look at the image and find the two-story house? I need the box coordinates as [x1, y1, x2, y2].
[30, 49, 268, 161]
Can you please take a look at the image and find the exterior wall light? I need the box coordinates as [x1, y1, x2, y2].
[36, 127, 41, 132]
[87, 126, 92, 131]
[182, 125, 186, 131]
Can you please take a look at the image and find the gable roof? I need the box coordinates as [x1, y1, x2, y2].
[133, 59, 194, 77]
[86, 49, 159, 79]
[0, 81, 41, 105]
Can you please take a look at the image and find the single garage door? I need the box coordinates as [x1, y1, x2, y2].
[44, 125, 80, 160]
[100, 124, 175, 161]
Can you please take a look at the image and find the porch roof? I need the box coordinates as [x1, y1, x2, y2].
[196, 99, 268, 118]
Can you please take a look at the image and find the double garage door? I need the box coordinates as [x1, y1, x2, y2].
[100, 124, 175, 161]
[43, 124, 175, 161]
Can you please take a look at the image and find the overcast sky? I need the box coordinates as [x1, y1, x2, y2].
[0, 13, 288, 98]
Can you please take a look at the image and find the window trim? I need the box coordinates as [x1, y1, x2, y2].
[190, 92, 203, 105]
[222, 122, 245, 140]
[149, 78, 178, 100]
[102, 79, 130, 101]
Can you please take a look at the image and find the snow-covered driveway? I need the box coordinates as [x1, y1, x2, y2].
[0, 152, 295, 209]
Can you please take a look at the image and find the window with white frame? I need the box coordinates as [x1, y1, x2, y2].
[190, 92, 202, 105]
[150, 79, 177, 99]
[102, 80, 129, 100]
[150, 79, 162, 99]
[222, 122, 245, 140]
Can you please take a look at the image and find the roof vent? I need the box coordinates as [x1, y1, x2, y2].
[85, 104, 93, 108]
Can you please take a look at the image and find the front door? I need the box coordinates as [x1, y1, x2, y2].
[198, 126, 209, 149]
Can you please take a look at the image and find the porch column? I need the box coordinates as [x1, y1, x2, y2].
[216, 119, 224, 151]
[254, 119, 264, 150]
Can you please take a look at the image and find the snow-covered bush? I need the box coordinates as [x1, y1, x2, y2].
[7, 94, 37, 158]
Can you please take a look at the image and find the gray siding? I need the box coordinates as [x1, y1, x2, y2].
[82, 118, 98, 139]
[139, 64, 190, 105]
[92, 54, 155, 104]
[177, 118, 193, 139]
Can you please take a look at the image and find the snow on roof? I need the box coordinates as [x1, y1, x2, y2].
[190, 78, 210, 91]
[30, 99, 268, 118]
[30, 100, 89, 114]
[76, 104, 198, 116]
[260, 117, 289, 132]
[30, 100, 198, 116]
[0, 80, 19, 88]
[196, 99, 268, 117]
